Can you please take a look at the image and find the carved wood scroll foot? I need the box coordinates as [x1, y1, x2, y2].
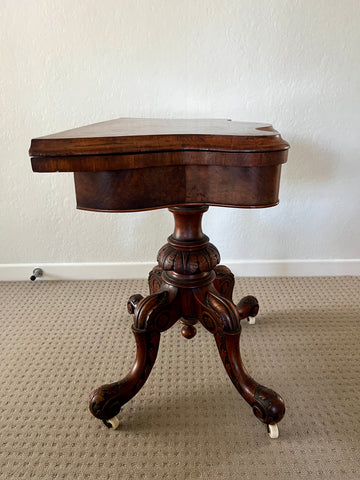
[89, 284, 181, 425]
[89, 329, 160, 423]
[214, 332, 285, 426]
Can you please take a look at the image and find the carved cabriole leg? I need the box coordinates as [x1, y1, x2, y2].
[89, 329, 160, 426]
[214, 332, 285, 426]
[89, 284, 181, 426]
[193, 286, 285, 427]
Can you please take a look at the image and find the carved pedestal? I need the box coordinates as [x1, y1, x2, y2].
[89, 206, 285, 431]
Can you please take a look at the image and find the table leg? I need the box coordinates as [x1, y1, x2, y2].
[89, 329, 160, 428]
[194, 286, 285, 436]
[214, 332, 285, 428]
[89, 284, 180, 428]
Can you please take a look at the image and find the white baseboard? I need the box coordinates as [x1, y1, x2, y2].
[227, 259, 360, 277]
[0, 259, 359, 281]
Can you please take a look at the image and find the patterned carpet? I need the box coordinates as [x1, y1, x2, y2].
[0, 276, 359, 479]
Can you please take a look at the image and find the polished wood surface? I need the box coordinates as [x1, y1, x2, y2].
[30, 118, 288, 433]
[89, 207, 285, 429]
[30, 118, 289, 159]
[73, 164, 282, 211]
[30, 118, 288, 211]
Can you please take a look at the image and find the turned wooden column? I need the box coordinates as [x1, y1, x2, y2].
[158, 206, 219, 338]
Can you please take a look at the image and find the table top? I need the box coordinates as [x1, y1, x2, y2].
[30, 118, 289, 211]
[30, 118, 289, 172]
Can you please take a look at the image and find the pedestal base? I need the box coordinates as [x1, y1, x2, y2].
[89, 207, 285, 436]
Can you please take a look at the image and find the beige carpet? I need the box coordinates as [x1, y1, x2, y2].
[0, 277, 359, 479]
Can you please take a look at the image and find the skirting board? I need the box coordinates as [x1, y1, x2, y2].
[0, 260, 359, 281]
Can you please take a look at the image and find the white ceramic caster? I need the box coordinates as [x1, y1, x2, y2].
[105, 414, 121, 429]
[267, 423, 279, 439]
[247, 316, 256, 325]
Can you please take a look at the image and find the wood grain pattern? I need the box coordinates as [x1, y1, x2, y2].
[30, 117, 288, 212]
[30, 118, 289, 160]
[31, 150, 288, 172]
[73, 164, 282, 211]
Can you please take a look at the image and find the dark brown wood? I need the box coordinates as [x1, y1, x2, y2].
[30, 118, 289, 160]
[213, 265, 235, 300]
[89, 329, 160, 424]
[30, 118, 288, 212]
[31, 150, 288, 172]
[180, 321, 197, 339]
[73, 164, 282, 211]
[89, 282, 180, 424]
[214, 332, 285, 425]
[88, 206, 285, 428]
[148, 266, 163, 294]
[30, 118, 288, 432]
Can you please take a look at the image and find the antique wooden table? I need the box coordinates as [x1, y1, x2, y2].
[30, 118, 289, 438]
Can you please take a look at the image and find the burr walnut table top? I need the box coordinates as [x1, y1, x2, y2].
[30, 118, 289, 212]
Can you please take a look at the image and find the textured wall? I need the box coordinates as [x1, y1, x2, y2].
[1, 0, 359, 268]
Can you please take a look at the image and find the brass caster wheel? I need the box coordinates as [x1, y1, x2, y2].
[103, 414, 121, 430]
[247, 316, 256, 325]
[267, 423, 279, 439]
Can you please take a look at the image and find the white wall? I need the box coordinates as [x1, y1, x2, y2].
[1, 0, 359, 279]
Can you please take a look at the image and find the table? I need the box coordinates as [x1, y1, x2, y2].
[30, 118, 289, 438]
